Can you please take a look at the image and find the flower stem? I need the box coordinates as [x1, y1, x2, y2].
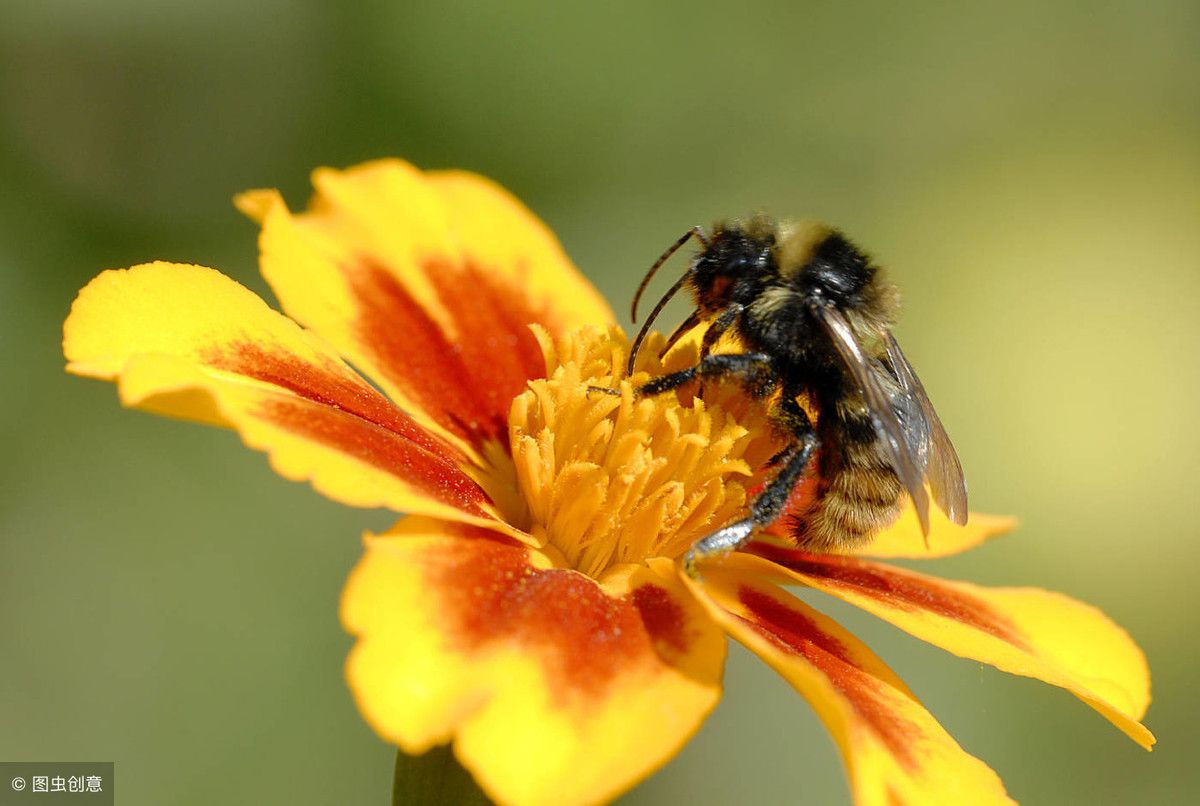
[392, 746, 492, 806]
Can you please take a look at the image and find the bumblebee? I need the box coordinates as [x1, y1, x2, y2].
[621, 216, 968, 570]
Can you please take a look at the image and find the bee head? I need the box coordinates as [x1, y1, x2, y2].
[625, 218, 776, 375]
[691, 224, 776, 313]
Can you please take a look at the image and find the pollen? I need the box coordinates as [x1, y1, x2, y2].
[508, 325, 782, 579]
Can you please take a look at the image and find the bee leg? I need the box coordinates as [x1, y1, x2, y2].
[635, 352, 776, 398]
[751, 400, 818, 527]
[694, 306, 743, 397]
[682, 518, 756, 577]
[684, 397, 818, 577]
[591, 350, 772, 399]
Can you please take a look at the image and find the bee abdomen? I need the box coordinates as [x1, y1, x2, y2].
[799, 433, 903, 552]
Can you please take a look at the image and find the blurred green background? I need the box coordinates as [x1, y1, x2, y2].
[2, 1, 1196, 803]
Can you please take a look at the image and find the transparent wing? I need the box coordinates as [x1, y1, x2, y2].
[883, 332, 969, 524]
[879, 354, 930, 471]
[812, 306, 931, 534]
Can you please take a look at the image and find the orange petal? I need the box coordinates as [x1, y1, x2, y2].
[684, 567, 1013, 806]
[236, 160, 613, 452]
[64, 262, 520, 535]
[341, 519, 724, 806]
[740, 545, 1155, 748]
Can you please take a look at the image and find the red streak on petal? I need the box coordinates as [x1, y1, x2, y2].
[747, 543, 1029, 650]
[631, 584, 690, 658]
[348, 258, 505, 444]
[259, 398, 490, 515]
[425, 256, 547, 425]
[204, 342, 488, 515]
[429, 527, 659, 700]
[207, 341, 455, 457]
[738, 586, 919, 769]
[347, 255, 547, 449]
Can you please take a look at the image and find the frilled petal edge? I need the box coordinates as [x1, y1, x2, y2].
[237, 159, 614, 453]
[63, 262, 524, 538]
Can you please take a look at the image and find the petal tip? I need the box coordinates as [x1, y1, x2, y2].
[63, 262, 182, 370]
[234, 188, 284, 224]
[981, 513, 1020, 535]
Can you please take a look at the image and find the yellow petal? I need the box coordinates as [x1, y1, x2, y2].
[759, 482, 1016, 559]
[685, 567, 1013, 806]
[341, 518, 725, 806]
[63, 262, 519, 535]
[423, 169, 615, 328]
[236, 159, 613, 452]
[740, 545, 1155, 748]
[851, 504, 1017, 559]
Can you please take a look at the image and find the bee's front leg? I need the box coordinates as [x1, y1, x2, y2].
[588, 352, 777, 400]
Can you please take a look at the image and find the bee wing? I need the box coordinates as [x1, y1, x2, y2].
[812, 306, 932, 534]
[880, 354, 931, 471]
[883, 332, 969, 524]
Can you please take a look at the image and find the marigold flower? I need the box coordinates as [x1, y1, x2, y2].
[63, 159, 1153, 806]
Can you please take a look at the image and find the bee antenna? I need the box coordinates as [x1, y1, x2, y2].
[631, 225, 709, 323]
[627, 269, 693, 376]
[658, 308, 703, 358]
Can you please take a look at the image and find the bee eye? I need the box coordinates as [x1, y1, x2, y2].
[721, 255, 752, 276]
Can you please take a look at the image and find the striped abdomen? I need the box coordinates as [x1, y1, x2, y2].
[795, 407, 904, 552]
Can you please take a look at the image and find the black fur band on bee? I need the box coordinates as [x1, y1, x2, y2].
[623, 216, 968, 575]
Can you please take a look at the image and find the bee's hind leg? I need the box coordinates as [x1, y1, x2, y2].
[682, 518, 756, 577]
[684, 394, 818, 577]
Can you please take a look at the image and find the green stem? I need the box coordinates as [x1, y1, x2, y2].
[392, 745, 493, 806]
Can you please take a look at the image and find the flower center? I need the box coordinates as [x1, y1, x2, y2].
[507, 325, 782, 579]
